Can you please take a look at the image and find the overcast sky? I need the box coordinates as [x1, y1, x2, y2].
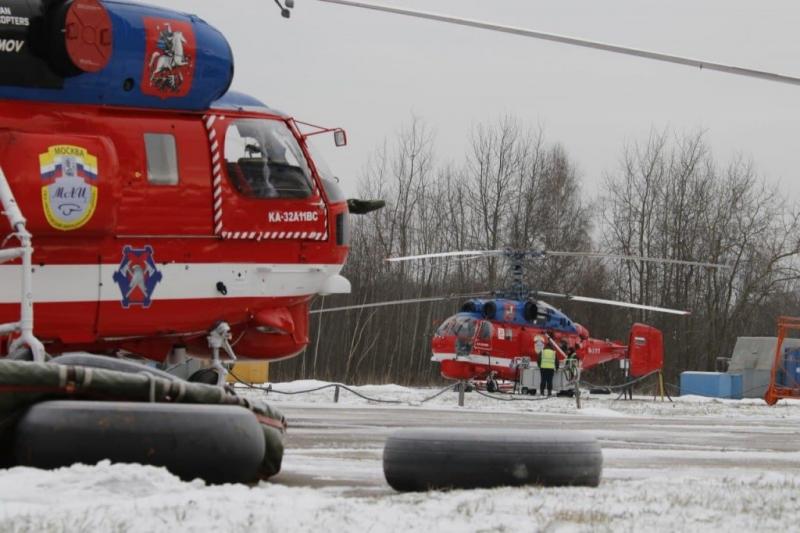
[162, 0, 800, 200]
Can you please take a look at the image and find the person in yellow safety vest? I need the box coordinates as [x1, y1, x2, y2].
[539, 344, 559, 396]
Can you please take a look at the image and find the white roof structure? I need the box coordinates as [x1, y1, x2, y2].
[728, 337, 800, 372]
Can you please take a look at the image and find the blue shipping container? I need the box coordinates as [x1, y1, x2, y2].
[680, 371, 742, 399]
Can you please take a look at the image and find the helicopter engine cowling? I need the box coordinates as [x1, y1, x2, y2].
[0, 0, 234, 110]
[523, 300, 538, 321]
[460, 300, 479, 313]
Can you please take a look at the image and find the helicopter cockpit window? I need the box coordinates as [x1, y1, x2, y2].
[452, 316, 477, 339]
[224, 119, 312, 199]
[436, 317, 456, 337]
[144, 133, 179, 185]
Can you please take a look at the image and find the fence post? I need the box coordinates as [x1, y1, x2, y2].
[458, 380, 465, 407]
[334, 384, 340, 403]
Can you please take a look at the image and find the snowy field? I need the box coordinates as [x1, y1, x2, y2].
[1, 381, 799, 532]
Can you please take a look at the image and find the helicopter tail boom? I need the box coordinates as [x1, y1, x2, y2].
[577, 323, 663, 377]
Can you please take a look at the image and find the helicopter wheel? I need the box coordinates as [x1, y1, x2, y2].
[7, 347, 33, 361]
[521, 387, 529, 395]
[188, 367, 223, 385]
[383, 428, 602, 491]
[7, 347, 51, 362]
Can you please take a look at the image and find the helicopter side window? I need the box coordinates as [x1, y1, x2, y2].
[306, 138, 347, 203]
[144, 133, 179, 185]
[478, 321, 492, 341]
[453, 316, 477, 339]
[453, 316, 476, 356]
[224, 119, 312, 199]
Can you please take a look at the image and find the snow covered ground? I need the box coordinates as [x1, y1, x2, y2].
[240, 379, 800, 420]
[1, 381, 799, 532]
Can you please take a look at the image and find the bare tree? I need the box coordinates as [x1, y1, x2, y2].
[601, 129, 800, 379]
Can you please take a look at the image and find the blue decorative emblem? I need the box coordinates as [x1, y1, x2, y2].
[112, 245, 163, 308]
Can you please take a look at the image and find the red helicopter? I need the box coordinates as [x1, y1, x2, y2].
[0, 0, 381, 384]
[312, 248, 727, 392]
[392, 250, 717, 390]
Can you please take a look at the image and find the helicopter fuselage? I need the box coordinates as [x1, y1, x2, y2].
[0, 0, 352, 363]
[0, 97, 351, 362]
[430, 298, 663, 381]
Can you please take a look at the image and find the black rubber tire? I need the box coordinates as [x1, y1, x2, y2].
[14, 400, 266, 484]
[189, 367, 222, 385]
[52, 353, 178, 381]
[7, 347, 33, 361]
[7, 347, 51, 361]
[383, 428, 602, 491]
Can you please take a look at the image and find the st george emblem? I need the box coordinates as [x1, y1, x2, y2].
[141, 18, 196, 98]
[39, 145, 98, 231]
[112, 246, 164, 308]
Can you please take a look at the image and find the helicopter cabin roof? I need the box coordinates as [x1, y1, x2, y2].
[210, 91, 286, 117]
[456, 298, 579, 335]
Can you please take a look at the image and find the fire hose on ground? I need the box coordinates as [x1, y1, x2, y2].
[231, 368, 671, 408]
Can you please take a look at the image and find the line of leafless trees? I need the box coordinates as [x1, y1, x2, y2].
[273, 117, 800, 386]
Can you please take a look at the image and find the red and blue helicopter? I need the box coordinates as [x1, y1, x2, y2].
[0, 0, 383, 384]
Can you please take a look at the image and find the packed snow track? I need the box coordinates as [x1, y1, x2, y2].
[1, 382, 799, 532]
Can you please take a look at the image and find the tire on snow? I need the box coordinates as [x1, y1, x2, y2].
[383, 428, 602, 491]
[14, 400, 266, 484]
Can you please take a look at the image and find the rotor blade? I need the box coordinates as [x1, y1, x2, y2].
[317, 0, 800, 87]
[310, 293, 489, 314]
[544, 251, 731, 269]
[534, 291, 690, 316]
[386, 250, 496, 262]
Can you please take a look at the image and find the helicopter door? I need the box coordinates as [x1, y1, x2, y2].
[210, 116, 328, 240]
[474, 320, 493, 354]
[0, 131, 119, 344]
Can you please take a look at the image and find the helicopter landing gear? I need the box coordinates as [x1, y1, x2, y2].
[486, 372, 499, 393]
[6, 346, 50, 362]
[206, 322, 237, 387]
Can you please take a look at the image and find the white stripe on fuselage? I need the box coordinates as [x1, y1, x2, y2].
[0, 263, 345, 304]
[431, 352, 517, 367]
